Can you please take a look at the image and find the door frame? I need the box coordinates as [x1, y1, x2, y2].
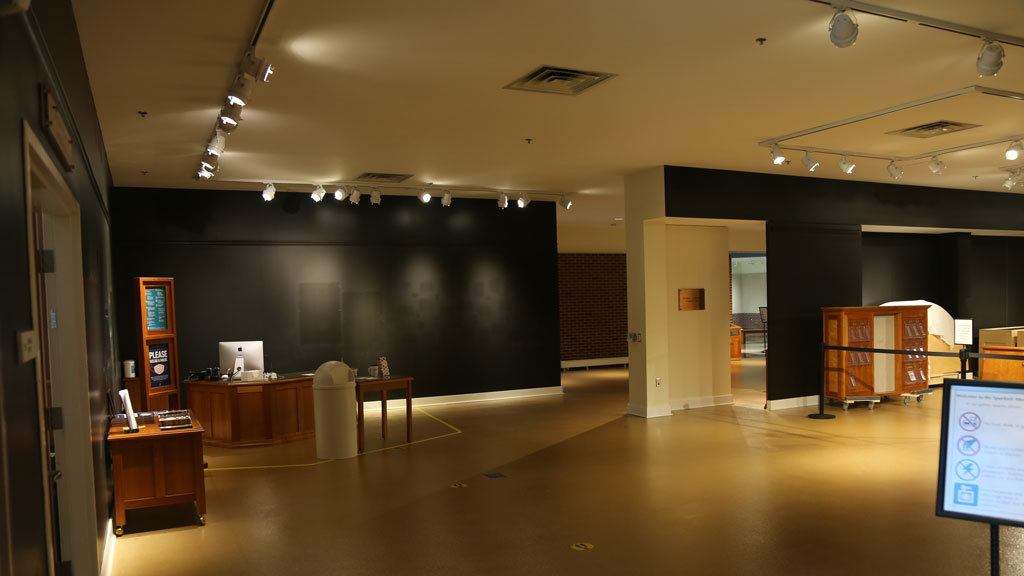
[23, 120, 99, 575]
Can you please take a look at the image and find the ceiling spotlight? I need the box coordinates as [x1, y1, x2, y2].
[829, 10, 858, 48]
[769, 144, 786, 166]
[262, 183, 276, 202]
[349, 187, 362, 204]
[370, 188, 382, 205]
[838, 156, 856, 174]
[497, 192, 508, 209]
[206, 130, 226, 156]
[218, 102, 243, 133]
[801, 152, 819, 172]
[311, 184, 326, 202]
[334, 187, 346, 201]
[886, 160, 904, 180]
[558, 196, 572, 210]
[197, 167, 215, 180]
[241, 49, 274, 82]
[441, 190, 452, 207]
[977, 41, 1005, 77]
[200, 151, 219, 172]
[517, 193, 531, 208]
[420, 189, 432, 203]
[226, 74, 255, 107]
[928, 156, 946, 174]
[1003, 174, 1017, 190]
[1005, 141, 1023, 161]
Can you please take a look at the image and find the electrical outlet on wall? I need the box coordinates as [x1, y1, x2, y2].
[17, 329, 39, 363]
[655, 377, 661, 387]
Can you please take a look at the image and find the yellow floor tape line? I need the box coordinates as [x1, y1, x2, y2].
[206, 407, 461, 471]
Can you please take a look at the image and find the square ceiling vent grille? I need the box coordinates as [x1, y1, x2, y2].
[886, 120, 981, 138]
[504, 65, 616, 96]
[354, 172, 412, 183]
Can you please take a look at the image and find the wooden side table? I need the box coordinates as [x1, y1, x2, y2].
[355, 376, 413, 451]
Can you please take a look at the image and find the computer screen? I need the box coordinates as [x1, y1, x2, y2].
[218, 341, 265, 376]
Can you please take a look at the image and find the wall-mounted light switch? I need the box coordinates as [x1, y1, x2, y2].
[655, 377, 661, 387]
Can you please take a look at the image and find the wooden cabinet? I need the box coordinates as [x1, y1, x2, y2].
[108, 415, 206, 535]
[186, 373, 315, 447]
[979, 346, 1024, 382]
[730, 325, 742, 360]
[822, 305, 930, 401]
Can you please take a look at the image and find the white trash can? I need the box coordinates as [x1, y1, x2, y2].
[312, 361, 358, 460]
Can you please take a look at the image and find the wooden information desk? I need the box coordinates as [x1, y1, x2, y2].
[107, 415, 206, 536]
[187, 373, 314, 447]
[356, 376, 413, 452]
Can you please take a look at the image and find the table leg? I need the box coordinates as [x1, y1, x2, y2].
[406, 384, 412, 444]
[357, 390, 365, 452]
[381, 390, 388, 439]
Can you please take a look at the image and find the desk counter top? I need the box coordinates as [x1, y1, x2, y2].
[190, 371, 316, 387]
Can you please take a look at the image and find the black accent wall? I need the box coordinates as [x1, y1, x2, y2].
[111, 189, 560, 400]
[1, 2, 116, 574]
[664, 166, 1024, 400]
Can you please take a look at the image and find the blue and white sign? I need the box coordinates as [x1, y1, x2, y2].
[938, 380, 1024, 527]
[145, 287, 167, 331]
[148, 343, 171, 388]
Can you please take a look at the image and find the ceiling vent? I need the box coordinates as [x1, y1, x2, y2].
[504, 65, 616, 96]
[887, 120, 981, 138]
[354, 172, 412, 183]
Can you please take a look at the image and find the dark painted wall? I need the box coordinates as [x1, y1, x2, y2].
[1, 2, 115, 575]
[664, 166, 1024, 400]
[111, 189, 560, 399]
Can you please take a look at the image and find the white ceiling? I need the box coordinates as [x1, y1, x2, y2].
[71, 0, 1024, 226]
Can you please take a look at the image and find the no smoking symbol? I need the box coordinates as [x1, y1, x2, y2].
[959, 412, 981, 432]
[957, 435, 980, 456]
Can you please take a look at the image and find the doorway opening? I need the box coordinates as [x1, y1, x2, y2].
[730, 252, 767, 408]
[23, 121, 100, 576]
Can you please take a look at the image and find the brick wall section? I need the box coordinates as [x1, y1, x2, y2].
[558, 253, 628, 361]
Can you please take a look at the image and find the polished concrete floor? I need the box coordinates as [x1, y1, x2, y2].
[111, 367, 1023, 575]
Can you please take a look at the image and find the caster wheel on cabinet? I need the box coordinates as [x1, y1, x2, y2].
[868, 402, 875, 411]
[115, 526, 124, 537]
[904, 396, 911, 405]
[199, 515, 206, 526]
[917, 395, 924, 403]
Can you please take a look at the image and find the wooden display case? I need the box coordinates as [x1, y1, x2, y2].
[730, 325, 742, 360]
[128, 277, 181, 410]
[822, 305, 930, 405]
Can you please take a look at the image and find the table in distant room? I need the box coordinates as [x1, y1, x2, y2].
[356, 376, 413, 451]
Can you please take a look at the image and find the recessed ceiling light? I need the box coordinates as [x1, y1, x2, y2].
[928, 156, 946, 174]
[838, 156, 856, 174]
[829, 10, 858, 48]
[977, 41, 1005, 77]
[769, 145, 786, 165]
[801, 152, 819, 172]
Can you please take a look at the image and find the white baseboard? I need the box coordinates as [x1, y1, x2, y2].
[360, 386, 564, 412]
[766, 395, 819, 411]
[626, 402, 673, 418]
[669, 394, 734, 411]
[560, 357, 629, 369]
[100, 519, 115, 576]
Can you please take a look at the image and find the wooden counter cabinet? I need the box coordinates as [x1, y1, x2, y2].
[107, 414, 206, 535]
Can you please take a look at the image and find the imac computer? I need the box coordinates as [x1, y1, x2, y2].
[218, 341, 265, 378]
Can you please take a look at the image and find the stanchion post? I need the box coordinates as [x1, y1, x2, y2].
[991, 523, 1000, 576]
[960, 347, 969, 380]
[809, 340, 836, 420]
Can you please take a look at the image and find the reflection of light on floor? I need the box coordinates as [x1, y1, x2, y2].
[732, 354, 766, 409]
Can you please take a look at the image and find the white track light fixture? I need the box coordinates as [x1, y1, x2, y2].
[420, 189, 432, 203]
[218, 102, 243, 133]
[1005, 141, 1023, 161]
[200, 151, 219, 172]
[207, 130, 226, 156]
[517, 193, 531, 208]
[197, 167, 215, 180]
[349, 187, 362, 204]
[838, 156, 856, 174]
[886, 161, 904, 180]
[227, 74, 255, 107]
[928, 156, 946, 174]
[262, 183, 276, 201]
[801, 152, 819, 172]
[311, 184, 326, 202]
[333, 187, 346, 201]
[240, 49, 274, 82]
[769, 145, 786, 166]
[497, 192, 508, 209]
[1003, 170, 1018, 190]
[558, 196, 572, 210]
[441, 190, 452, 207]
[829, 10, 858, 48]
[977, 41, 1005, 77]
[370, 188, 382, 205]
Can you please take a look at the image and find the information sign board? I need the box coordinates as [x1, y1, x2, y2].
[148, 343, 171, 388]
[937, 379, 1024, 527]
[954, 319, 973, 346]
[145, 287, 167, 331]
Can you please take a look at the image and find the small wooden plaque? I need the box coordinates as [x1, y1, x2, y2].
[678, 288, 705, 311]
